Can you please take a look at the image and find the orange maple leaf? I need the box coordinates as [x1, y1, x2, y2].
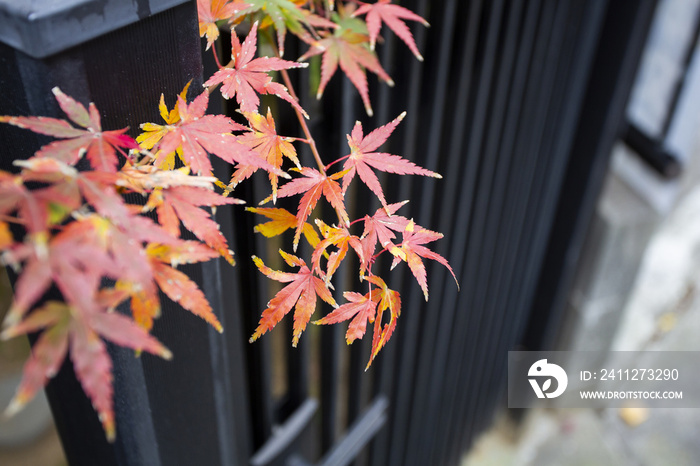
[275, 167, 349, 251]
[198, 0, 251, 50]
[389, 220, 458, 301]
[145, 185, 242, 265]
[365, 275, 400, 369]
[246, 207, 321, 248]
[311, 219, 364, 284]
[250, 250, 336, 346]
[230, 109, 300, 202]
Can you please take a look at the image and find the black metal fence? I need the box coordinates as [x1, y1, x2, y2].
[0, 0, 656, 465]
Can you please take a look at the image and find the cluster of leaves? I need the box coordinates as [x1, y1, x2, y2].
[0, 0, 456, 441]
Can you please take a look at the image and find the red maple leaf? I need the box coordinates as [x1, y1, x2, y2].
[314, 273, 401, 368]
[360, 200, 410, 269]
[311, 219, 364, 284]
[230, 109, 301, 202]
[198, 0, 251, 50]
[143, 241, 224, 332]
[13, 157, 170, 240]
[299, 28, 393, 116]
[342, 113, 440, 207]
[149, 90, 285, 176]
[204, 23, 309, 117]
[146, 185, 242, 265]
[250, 250, 336, 346]
[2, 300, 171, 442]
[0, 171, 50, 233]
[1, 218, 117, 327]
[314, 290, 377, 344]
[353, 0, 429, 61]
[0, 88, 138, 172]
[365, 274, 401, 368]
[389, 220, 458, 301]
[275, 167, 349, 251]
[150, 259, 223, 333]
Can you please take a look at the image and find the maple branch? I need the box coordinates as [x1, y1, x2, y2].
[262, 36, 326, 175]
[279, 67, 325, 175]
[211, 45, 223, 69]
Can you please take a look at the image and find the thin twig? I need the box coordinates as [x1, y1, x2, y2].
[262, 35, 326, 175]
[212, 45, 223, 69]
[278, 67, 326, 175]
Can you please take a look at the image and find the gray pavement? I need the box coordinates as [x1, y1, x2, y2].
[463, 169, 700, 466]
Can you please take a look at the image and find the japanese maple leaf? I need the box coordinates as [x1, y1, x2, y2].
[2, 218, 118, 327]
[0, 171, 49, 233]
[246, 207, 321, 248]
[13, 157, 173, 245]
[342, 112, 440, 207]
[136, 82, 191, 170]
[360, 200, 410, 269]
[233, 0, 317, 57]
[299, 22, 393, 116]
[145, 186, 242, 264]
[250, 250, 336, 346]
[16, 157, 183, 249]
[231, 109, 300, 202]
[147, 90, 284, 176]
[389, 220, 458, 301]
[0, 88, 138, 172]
[118, 241, 220, 331]
[315, 290, 377, 344]
[365, 274, 401, 369]
[353, 0, 429, 61]
[3, 301, 171, 442]
[150, 257, 224, 333]
[2, 201, 182, 329]
[116, 281, 161, 331]
[198, 0, 251, 50]
[275, 167, 349, 251]
[204, 23, 308, 117]
[311, 219, 364, 284]
[115, 162, 218, 193]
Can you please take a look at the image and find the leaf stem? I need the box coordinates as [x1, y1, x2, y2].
[264, 37, 326, 175]
[212, 44, 223, 69]
[0, 214, 24, 225]
[324, 154, 350, 172]
[372, 245, 391, 261]
[279, 67, 326, 175]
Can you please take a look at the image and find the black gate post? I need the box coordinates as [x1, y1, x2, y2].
[0, 1, 252, 465]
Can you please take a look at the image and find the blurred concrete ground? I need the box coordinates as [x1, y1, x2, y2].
[0, 269, 66, 466]
[462, 149, 700, 466]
